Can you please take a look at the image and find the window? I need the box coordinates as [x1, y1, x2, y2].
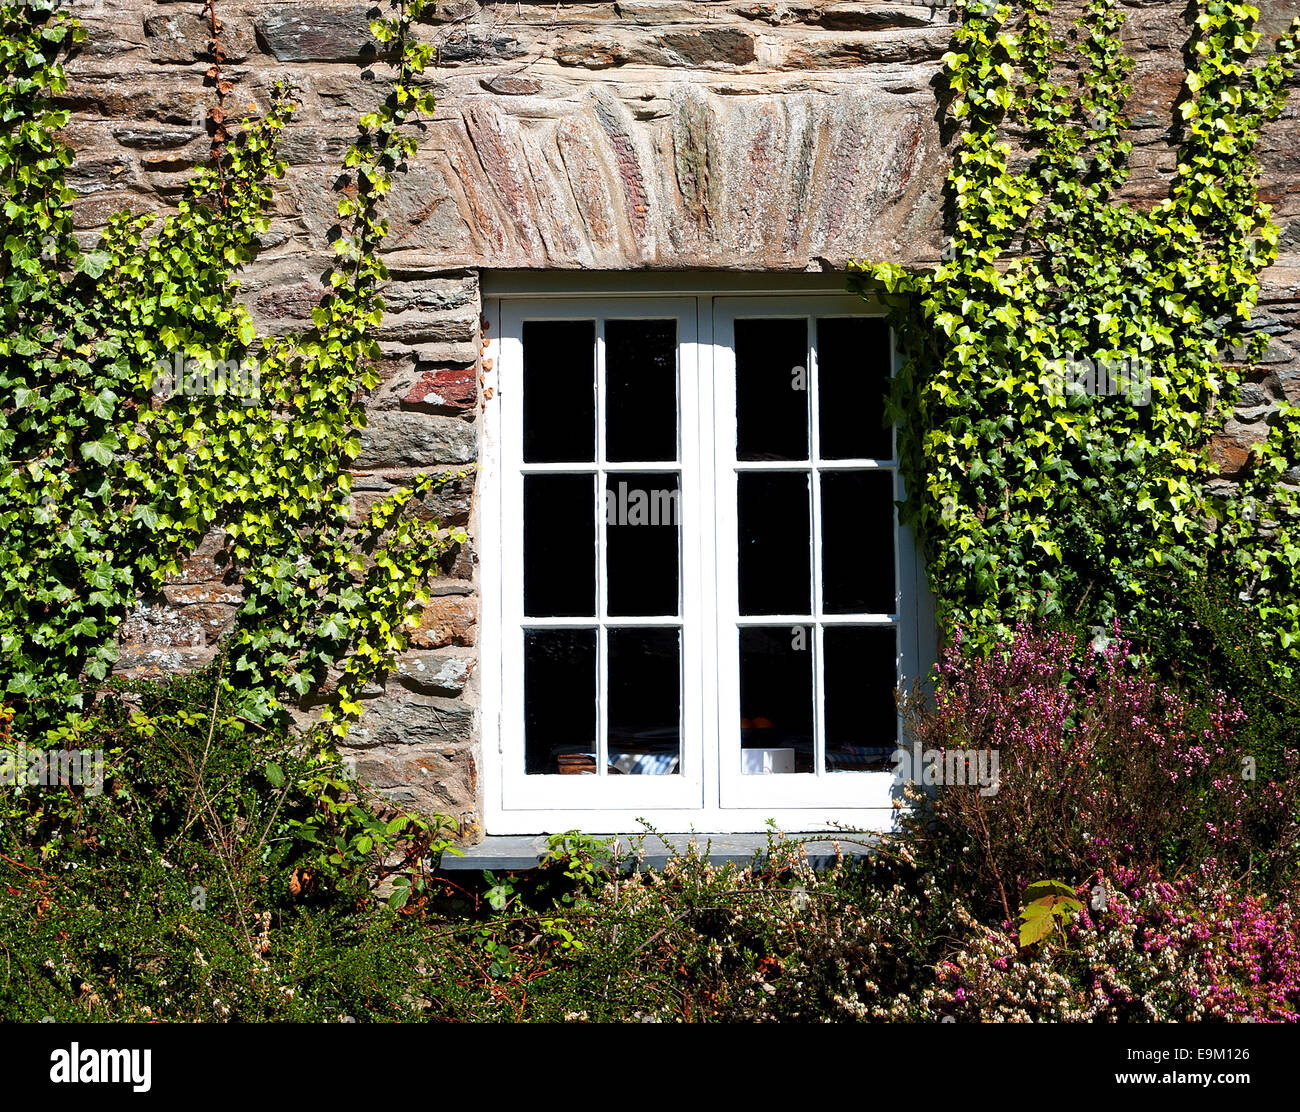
[481, 284, 932, 834]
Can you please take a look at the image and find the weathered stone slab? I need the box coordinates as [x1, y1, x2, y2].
[144, 12, 256, 64]
[410, 595, 478, 649]
[820, 4, 940, 30]
[350, 471, 474, 527]
[254, 6, 381, 63]
[390, 651, 475, 696]
[438, 30, 526, 64]
[650, 28, 758, 66]
[402, 365, 479, 412]
[480, 74, 544, 96]
[355, 412, 477, 468]
[375, 309, 478, 345]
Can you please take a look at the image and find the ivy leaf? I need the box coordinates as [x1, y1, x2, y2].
[80, 433, 118, 466]
[130, 503, 160, 531]
[74, 250, 110, 278]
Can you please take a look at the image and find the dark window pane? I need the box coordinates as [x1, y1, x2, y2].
[608, 628, 681, 775]
[525, 629, 597, 775]
[735, 318, 809, 461]
[738, 471, 811, 615]
[821, 470, 894, 614]
[523, 320, 595, 463]
[606, 472, 680, 617]
[824, 626, 897, 772]
[739, 625, 813, 774]
[817, 318, 892, 460]
[606, 319, 678, 462]
[525, 474, 595, 617]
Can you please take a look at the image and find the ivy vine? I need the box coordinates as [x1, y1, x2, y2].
[853, 0, 1300, 673]
[0, 0, 462, 736]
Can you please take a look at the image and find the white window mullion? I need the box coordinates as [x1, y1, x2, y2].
[693, 296, 718, 805]
[891, 328, 909, 750]
[595, 318, 608, 778]
[808, 316, 826, 780]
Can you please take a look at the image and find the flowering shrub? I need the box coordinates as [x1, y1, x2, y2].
[924, 874, 1300, 1022]
[416, 838, 1300, 1023]
[412, 833, 957, 1022]
[6, 623, 1296, 1022]
[901, 625, 1300, 921]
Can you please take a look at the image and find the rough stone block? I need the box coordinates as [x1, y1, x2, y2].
[255, 6, 381, 63]
[144, 12, 256, 64]
[390, 650, 476, 696]
[410, 594, 478, 649]
[355, 412, 477, 468]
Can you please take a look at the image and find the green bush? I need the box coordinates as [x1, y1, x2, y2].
[0, 658, 458, 1021]
[402, 831, 955, 1022]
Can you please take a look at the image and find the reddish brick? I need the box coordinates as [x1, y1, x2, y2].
[411, 595, 478, 648]
[404, 365, 477, 411]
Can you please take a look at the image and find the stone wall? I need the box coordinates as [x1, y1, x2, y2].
[62, 0, 1300, 840]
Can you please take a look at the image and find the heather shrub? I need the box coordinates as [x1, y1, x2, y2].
[1132, 564, 1300, 789]
[411, 833, 957, 1022]
[900, 626, 1300, 922]
[923, 873, 1300, 1022]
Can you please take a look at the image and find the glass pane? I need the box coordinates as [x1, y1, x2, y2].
[523, 320, 595, 463]
[608, 628, 681, 776]
[817, 318, 892, 460]
[735, 318, 809, 461]
[525, 629, 597, 775]
[824, 626, 897, 772]
[606, 472, 680, 617]
[606, 319, 678, 462]
[525, 474, 595, 617]
[738, 471, 811, 616]
[821, 470, 895, 614]
[739, 625, 813, 774]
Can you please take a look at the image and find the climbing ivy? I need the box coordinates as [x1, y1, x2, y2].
[0, 0, 462, 734]
[853, 0, 1300, 671]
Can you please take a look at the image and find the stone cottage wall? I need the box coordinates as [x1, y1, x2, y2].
[62, 0, 1300, 841]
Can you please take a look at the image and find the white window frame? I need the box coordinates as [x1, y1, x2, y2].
[497, 297, 705, 813]
[479, 277, 934, 835]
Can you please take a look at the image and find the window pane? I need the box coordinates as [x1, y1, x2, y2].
[817, 318, 892, 460]
[525, 629, 597, 775]
[821, 470, 895, 614]
[608, 628, 681, 775]
[525, 474, 595, 617]
[824, 626, 897, 772]
[738, 471, 811, 616]
[735, 318, 809, 461]
[523, 320, 595, 463]
[606, 473, 680, 617]
[606, 319, 678, 462]
[739, 625, 813, 774]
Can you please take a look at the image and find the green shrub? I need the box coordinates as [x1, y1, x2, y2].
[0, 658, 457, 1021]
